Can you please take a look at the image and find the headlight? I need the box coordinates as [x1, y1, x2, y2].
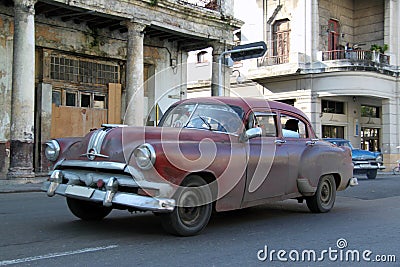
[134, 143, 156, 170]
[376, 154, 383, 163]
[45, 140, 60, 162]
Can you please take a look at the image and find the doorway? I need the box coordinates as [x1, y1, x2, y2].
[361, 128, 380, 151]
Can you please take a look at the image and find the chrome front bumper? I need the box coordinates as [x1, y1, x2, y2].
[42, 174, 175, 213]
[353, 162, 385, 170]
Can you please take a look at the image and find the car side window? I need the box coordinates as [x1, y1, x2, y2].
[280, 115, 308, 139]
[250, 112, 278, 137]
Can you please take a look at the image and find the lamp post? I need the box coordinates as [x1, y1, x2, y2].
[217, 42, 267, 96]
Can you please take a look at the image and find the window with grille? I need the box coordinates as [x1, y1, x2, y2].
[50, 55, 119, 85]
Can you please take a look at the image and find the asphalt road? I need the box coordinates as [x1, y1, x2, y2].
[0, 174, 399, 266]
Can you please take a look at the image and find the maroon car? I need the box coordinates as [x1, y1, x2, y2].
[42, 97, 357, 236]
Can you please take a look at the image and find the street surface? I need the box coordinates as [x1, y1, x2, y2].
[0, 174, 399, 266]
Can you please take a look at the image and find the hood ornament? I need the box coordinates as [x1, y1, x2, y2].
[81, 128, 111, 160]
[80, 149, 109, 160]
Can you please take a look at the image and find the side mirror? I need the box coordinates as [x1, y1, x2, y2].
[240, 127, 262, 142]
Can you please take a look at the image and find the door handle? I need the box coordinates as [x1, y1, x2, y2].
[306, 139, 319, 146]
[275, 139, 286, 145]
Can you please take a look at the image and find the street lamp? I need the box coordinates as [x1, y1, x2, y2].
[232, 69, 244, 84]
[216, 41, 267, 96]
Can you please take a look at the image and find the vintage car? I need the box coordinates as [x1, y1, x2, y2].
[42, 97, 357, 236]
[324, 138, 385, 179]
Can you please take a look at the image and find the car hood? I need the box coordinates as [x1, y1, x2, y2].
[59, 125, 236, 164]
[352, 149, 379, 161]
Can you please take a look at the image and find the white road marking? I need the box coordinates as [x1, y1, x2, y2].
[0, 245, 118, 266]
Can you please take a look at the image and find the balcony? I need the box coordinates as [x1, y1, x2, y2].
[321, 50, 390, 65]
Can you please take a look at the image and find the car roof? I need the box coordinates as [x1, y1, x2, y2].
[323, 138, 349, 142]
[174, 97, 308, 118]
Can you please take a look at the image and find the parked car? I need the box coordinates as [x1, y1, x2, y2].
[324, 138, 385, 179]
[42, 97, 356, 236]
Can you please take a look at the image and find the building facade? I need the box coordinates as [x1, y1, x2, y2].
[0, 0, 241, 179]
[188, 0, 400, 169]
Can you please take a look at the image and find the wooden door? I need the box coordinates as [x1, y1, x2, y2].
[328, 19, 340, 59]
[50, 83, 121, 138]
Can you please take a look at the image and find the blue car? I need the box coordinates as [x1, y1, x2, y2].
[324, 138, 385, 179]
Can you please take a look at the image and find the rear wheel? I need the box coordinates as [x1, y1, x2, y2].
[160, 175, 212, 236]
[66, 197, 112, 221]
[367, 169, 377, 179]
[306, 175, 336, 213]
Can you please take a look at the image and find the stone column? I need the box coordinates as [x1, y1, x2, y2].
[211, 42, 229, 96]
[7, 0, 37, 179]
[381, 97, 399, 167]
[125, 21, 146, 126]
[304, 0, 318, 63]
[385, 0, 400, 66]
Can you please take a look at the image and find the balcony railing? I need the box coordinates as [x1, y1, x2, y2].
[322, 50, 390, 65]
[257, 50, 391, 67]
[257, 53, 289, 67]
[177, 0, 220, 11]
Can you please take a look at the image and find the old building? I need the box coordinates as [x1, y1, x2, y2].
[0, 0, 241, 179]
[188, 0, 400, 169]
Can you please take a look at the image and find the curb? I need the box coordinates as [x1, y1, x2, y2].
[0, 177, 47, 193]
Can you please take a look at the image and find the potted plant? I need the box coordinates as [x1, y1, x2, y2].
[370, 44, 388, 63]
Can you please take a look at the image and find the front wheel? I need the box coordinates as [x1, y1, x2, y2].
[66, 197, 112, 221]
[367, 169, 377, 179]
[160, 175, 213, 236]
[306, 175, 336, 213]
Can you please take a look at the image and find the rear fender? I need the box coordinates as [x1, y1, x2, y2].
[298, 143, 352, 192]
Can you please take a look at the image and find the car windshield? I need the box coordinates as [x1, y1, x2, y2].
[159, 103, 244, 133]
[331, 140, 353, 149]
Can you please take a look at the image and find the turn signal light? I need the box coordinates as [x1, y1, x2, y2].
[97, 179, 105, 189]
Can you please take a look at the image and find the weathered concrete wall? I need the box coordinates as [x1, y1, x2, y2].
[319, 0, 384, 51]
[35, 15, 127, 60]
[354, 0, 384, 47]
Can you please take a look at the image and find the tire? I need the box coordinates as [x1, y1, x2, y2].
[160, 175, 212, 236]
[367, 169, 377, 179]
[66, 197, 112, 221]
[306, 175, 336, 213]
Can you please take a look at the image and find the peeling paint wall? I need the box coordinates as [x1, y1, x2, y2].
[35, 17, 128, 59]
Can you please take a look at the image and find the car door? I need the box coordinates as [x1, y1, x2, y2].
[279, 112, 314, 194]
[243, 111, 289, 204]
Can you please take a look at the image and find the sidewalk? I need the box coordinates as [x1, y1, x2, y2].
[0, 176, 46, 193]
